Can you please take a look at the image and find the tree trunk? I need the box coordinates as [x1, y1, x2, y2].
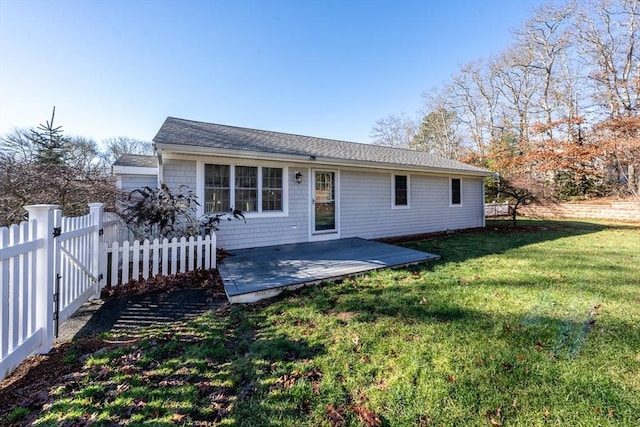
[510, 201, 520, 226]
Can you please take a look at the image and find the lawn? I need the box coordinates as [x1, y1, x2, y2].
[2, 219, 639, 426]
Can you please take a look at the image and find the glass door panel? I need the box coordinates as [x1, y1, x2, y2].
[314, 171, 335, 232]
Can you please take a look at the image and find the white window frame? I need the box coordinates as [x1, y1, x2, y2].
[392, 173, 410, 209]
[200, 162, 288, 218]
[450, 177, 463, 207]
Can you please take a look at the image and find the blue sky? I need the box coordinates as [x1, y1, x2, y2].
[0, 0, 547, 146]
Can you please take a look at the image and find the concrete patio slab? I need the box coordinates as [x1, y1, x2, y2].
[220, 237, 439, 303]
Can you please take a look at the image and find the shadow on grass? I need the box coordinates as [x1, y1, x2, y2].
[2, 294, 327, 426]
[72, 288, 216, 339]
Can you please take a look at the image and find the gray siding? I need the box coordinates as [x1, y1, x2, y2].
[163, 159, 197, 191]
[119, 175, 158, 192]
[214, 166, 309, 250]
[160, 158, 485, 250]
[162, 159, 310, 251]
[340, 170, 484, 239]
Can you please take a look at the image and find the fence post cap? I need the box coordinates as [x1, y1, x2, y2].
[88, 203, 105, 209]
[24, 204, 59, 210]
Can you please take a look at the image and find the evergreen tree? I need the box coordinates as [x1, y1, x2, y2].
[31, 107, 68, 165]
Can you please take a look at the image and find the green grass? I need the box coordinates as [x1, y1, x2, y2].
[21, 219, 640, 426]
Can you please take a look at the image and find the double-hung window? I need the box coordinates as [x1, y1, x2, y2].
[204, 164, 230, 212]
[235, 166, 258, 212]
[262, 167, 283, 211]
[392, 174, 409, 208]
[450, 178, 462, 206]
[204, 164, 284, 213]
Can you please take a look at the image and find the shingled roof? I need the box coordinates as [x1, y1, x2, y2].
[113, 154, 157, 168]
[153, 117, 491, 175]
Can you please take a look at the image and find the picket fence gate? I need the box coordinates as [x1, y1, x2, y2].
[0, 203, 216, 381]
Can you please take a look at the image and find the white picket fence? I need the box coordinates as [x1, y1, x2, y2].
[0, 214, 44, 383]
[0, 203, 216, 381]
[104, 235, 216, 287]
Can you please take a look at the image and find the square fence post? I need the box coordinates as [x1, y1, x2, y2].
[24, 204, 59, 354]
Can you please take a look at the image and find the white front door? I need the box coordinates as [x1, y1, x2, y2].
[311, 170, 339, 240]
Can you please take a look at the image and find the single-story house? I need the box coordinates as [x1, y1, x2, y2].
[115, 116, 492, 250]
[112, 154, 159, 191]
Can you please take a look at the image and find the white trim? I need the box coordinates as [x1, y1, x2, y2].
[391, 173, 410, 209]
[450, 177, 463, 207]
[157, 148, 164, 186]
[200, 162, 289, 217]
[309, 169, 340, 242]
[196, 160, 205, 216]
[112, 166, 158, 176]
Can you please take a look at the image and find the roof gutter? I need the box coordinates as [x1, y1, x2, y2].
[155, 143, 493, 178]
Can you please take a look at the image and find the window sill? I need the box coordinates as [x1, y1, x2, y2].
[243, 211, 289, 219]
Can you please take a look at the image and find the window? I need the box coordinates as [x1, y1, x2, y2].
[262, 167, 283, 211]
[235, 166, 258, 212]
[204, 164, 230, 212]
[451, 178, 462, 206]
[204, 164, 284, 213]
[392, 174, 409, 208]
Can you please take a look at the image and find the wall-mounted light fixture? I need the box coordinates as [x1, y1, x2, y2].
[295, 171, 303, 184]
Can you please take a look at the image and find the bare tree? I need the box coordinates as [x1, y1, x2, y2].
[372, 0, 640, 200]
[577, 0, 640, 118]
[102, 136, 153, 165]
[370, 113, 418, 148]
[493, 46, 541, 143]
[414, 89, 463, 159]
[515, 2, 576, 138]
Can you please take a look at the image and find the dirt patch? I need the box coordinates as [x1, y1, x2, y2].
[330, 311, 357, 322]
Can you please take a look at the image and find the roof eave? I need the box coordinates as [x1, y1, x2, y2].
[112, 165, 158, 176]
[155, 143, 493, 177]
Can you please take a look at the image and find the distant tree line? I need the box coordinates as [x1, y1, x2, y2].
[0, 107, 153, 226]
[372, 0, 640, 202]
